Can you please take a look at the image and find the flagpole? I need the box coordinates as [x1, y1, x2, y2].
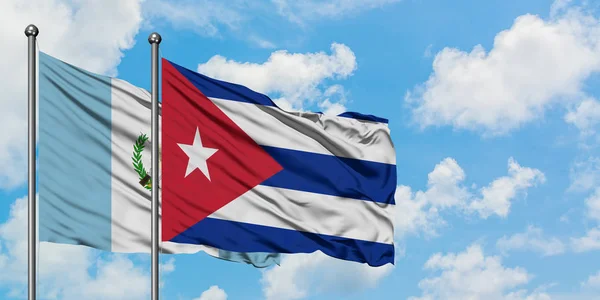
[149, 32, 162, 300]
[25, 24, 39, 300]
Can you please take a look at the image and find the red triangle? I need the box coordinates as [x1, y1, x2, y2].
[161, 60, 283, 242]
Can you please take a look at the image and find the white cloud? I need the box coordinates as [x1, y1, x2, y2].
[406, 4, 600, 135]
[550, 0, 574, 17]
[143, 0, 396, 46]
[260, 251, 393, 300]
[0, 196, 157, 299]
[496, 226, 566, 256]
[420, 157, 470, 209]
[409, 244, 545, 300]
[160, 257, 176, 273]
[66, 255, 150, 300]
[272, 0, 400, 24]
[504, 289, 553, 300]
[565, 98, 600, 137]
[424, 44, 434, 58]
[159, 257, 176, 288]
[318, 99, 347, 116]
[143, 0, 244, 37]
[393, 158, 468, 238]
[570, 185, 600, 253]
[197, 43, 356, 113]
[571, 228, 600, 252]
[568, 157, 600, 192]
[194, 285, 228, 300]
[468, 158, 546, 218]
[317, 85, 349, 115]
[394, 157, 545, 238]
[0, 0, 144, 189]
[585, 188, 600, 222]
[393, 185, 445, 239]
[581, 270, 600, 289]
[248, 35, 277, 49]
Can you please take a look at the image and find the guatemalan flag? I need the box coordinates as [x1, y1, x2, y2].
[161, 59, 397, 267]
[37, 52, 280, 267]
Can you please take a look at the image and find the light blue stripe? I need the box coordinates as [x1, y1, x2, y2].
[216, 250, 281, 268]
[38, 52, 112, 250]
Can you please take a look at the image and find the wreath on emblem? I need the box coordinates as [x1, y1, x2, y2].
[132, 133, 152, 190]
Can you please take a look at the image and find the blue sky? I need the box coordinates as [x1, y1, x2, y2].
[1, 0, 600, 299]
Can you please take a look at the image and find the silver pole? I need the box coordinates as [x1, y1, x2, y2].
[148, 32, 161, 300]
[25, 24, 39, 300]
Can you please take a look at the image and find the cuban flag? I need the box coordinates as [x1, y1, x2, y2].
[162, 59, 397, 267]
[37, 52, 280, 267]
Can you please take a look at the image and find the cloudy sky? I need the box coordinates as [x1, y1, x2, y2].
[1, 0, 600, 299]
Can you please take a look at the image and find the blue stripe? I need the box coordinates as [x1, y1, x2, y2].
[166, 59, 389, 124]
[168, 59, 277, 107]
[337, 112, 389, 124]
[172, 217, 394, 267]
[260, 146, 396, 205]
[38, 52, 112, 251]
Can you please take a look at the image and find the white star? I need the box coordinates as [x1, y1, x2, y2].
[177, 127, 218, 180]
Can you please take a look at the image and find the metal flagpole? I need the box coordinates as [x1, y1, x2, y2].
[25, 24, 39, 300]
[149, 32, 162, 300]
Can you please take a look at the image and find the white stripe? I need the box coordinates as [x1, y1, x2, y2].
[210, 98, 396, 165]
[110, 77, 155, 252]
[208, 185, 395, 244]
[109, 78, 209, 254]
